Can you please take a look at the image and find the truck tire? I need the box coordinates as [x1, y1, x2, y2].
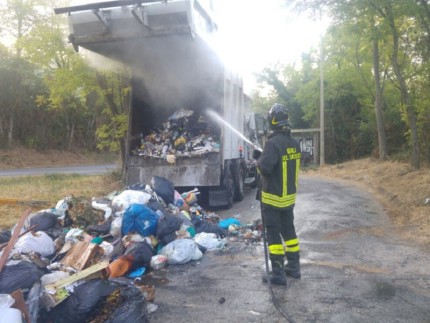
[234, 162, 245, 202]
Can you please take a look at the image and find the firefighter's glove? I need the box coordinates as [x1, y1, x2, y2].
[252, 149, 262, 160]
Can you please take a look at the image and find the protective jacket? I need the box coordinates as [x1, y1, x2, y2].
[259, 130, 301, 209]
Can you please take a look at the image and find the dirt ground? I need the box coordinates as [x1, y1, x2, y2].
[304, 159, 430, 247]
[0, 148, 428, 247]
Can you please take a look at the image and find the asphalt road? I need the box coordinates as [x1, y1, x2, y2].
[0, 164, 118, 177]
[147, 176, 430, 323]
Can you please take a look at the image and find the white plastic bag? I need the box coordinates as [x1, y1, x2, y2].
[40, 271, 70, 287]
[111, 190, 151, 211]
[65, 228, 84, 242]
[109, 216, 122, 237]
[0, 294, 15, 313]
[13, 231, 55, 257]
[150, 254, 168, 269]
[194, 232, 225, 251]
[99, 241, 114, 257]
[159, 239, 202, 264]
[0, 294, 22, 323]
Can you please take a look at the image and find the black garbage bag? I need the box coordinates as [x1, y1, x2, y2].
[151, 176, 174, 205]
[0, 229, 11, 243]
[156, 214, 183, 239]
[48, 279, 118, 323]
[147, 201, 169, 217]
[26, 211, 59, 231]
[44, 226, 65, 241]
[124, 241, 154, 272]
[191, 215, 227, 238]
[86, 220, 112, 235]
[0, 261, 44, 294]
[106, 283, 149, 323]
[47, 279, 150, 323]
[159, 231, 177, 246]
[126, 183, 146, 191]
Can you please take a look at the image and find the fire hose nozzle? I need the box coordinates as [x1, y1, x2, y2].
[253, 145, 263, 152]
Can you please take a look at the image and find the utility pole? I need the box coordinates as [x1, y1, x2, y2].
[319, 34, 325, 166]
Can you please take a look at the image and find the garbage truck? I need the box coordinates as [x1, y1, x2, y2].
[54, 0, 268, 208]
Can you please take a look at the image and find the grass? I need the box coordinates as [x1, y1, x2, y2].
[0, 173, 123, 229]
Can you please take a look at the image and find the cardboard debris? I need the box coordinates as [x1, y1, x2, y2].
[60, 241, 104, 271]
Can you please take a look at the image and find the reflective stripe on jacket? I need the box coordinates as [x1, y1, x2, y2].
[259, 131, 301, 209]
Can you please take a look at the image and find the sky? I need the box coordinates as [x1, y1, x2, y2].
[213, 0, 329, 92]
[1, 0, 329, 92]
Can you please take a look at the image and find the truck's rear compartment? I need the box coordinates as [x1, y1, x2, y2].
[126, 73, 224, 187]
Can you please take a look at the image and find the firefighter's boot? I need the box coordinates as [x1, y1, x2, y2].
[285, 252, 301, 279]
[262, 255, 287, 286]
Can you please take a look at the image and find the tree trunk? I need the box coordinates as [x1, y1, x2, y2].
[7, 113, 14, 148]
[386, 5, 420, 169]
[68, 122, 75, 150]
[372, 37, 388, 160]
[0, 116, 4, 136]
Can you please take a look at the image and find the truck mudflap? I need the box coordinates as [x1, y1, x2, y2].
[208, 160, 234, 208]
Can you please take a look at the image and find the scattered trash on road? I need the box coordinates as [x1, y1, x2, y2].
[0, 174, 263, 322]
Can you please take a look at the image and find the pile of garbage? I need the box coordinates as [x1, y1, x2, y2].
[0, 175, 262, 323]
[133, 108, 221, 158]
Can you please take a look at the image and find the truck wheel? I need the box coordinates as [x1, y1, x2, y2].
[223, 163, 234, 208]
[234, 163, 245, 201]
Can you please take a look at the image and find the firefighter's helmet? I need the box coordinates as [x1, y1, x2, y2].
[267, 103, 291, 130]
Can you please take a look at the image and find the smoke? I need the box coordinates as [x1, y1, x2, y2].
[68, 2, 230, 130]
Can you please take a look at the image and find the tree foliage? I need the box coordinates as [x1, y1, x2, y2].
[0, 0, 129, 164]
[253, 0, 430, 167]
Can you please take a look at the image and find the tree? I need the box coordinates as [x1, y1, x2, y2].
[284, 0, 425, 168]
[0, 0, 44, 146]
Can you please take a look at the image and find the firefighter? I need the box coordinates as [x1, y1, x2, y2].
[256, 103, 301, 286]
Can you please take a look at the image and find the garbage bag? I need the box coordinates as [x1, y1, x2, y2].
[47, 279, 118, 323]
[156, 214, 183, 239]
[105, 282, 149, 323]
[47, 279, 149, 323]
[85, 220, 112, 235]
[0, 294, 15, 312]
[146, 201, 169, 217]
[124, 241, 154, 271]
[0, 261, 44, 294]
[110, 217, 122, 238]
[27, 281, 41, 323]
[0, 294, 22, 322]
[159, 239, 203, 264]
[218, 218, 241, 229]
[122, 204, 159, 237]
[112, 190, 151, 211]
[191, 215, 227, 238]
[159, 231, 177, 246]
[151, 176, 175, 205]
[0, 230, 11, 244]
[25, 211, 59, 231]
[194, 232, 225, 250]
[14, 231, 55, 257]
